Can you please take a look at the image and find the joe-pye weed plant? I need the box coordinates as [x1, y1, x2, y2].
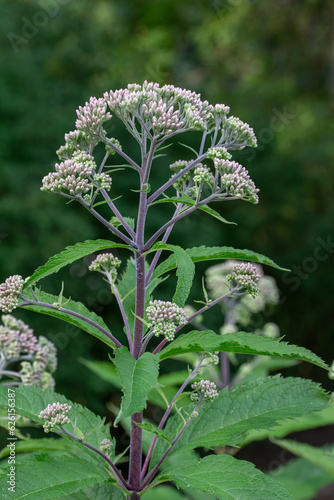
[0, 81, 331, 499]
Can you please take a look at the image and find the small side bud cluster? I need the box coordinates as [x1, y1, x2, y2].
[57, 130, 92, 160]
[41, 152, 96, 197]
[100, 438, 113, 454]
[93, 173, 112, 191]
[0, 276, 24, 313]
[190, 380, 219, 403]
[76, 97, 112, 135]
[228, 262, 262, 297]
[207, 146, 232, 160]
[39, 402, 72, 433]
[146, 300, 188, 341]
[89, 253, 121, 282]
[224, 116, 257, 149]
[215, 159, 259, 204]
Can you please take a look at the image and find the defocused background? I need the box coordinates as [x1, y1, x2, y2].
[0, 0, 333, 420]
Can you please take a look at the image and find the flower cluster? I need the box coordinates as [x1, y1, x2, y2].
[41, 152, 96, 197]
[215, 159, 259, 204]
[207, 146, 232, 160]
[89, 253, 121, 282]
[39, 402, 72, 433]
[146, 300, 188, 341]
[93, 173, 112, 191]
[170, 160, 214, 200]
[104, 81, 214, 139]
[100, 438, 113, 454]
[0, 275, 24, 313]
[57, 130, 92, 161]
[223, 116, 257, 149]
[190, 379, 219, 403]
[0, 315, 57, 390]
[76, 97, 112, 135]
[228, 262, 262, 297]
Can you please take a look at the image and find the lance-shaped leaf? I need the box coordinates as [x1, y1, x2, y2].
[198, 205, 236, 225]
[152, 245, 289, 282]
[22, 289, 117, 349]
[151, 376, 329, 468]
[0, 452, 111, 500]
[113, 347, 160, 425]
[160, 455, 293, 499]
[269, 452, 334, 500]
[272, 439, 334, 475]
[159, 330, 328, 369]
[24, 239, 131, 288]
[0, 385, 111, 451]
[150, 242, 195, 307]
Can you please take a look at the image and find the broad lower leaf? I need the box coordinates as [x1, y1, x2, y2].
[60, 483, 126, 500]
[0, 385, 111, 452]
[113, 347, 160, 424]
[141, 485, 186, 500]
[159, 330, 328, 369]
[152, 245, 288, 282]
[0, 438, 79, 459]
[24, 239, 130, 288]
[0, 452, 111, 499]
[273, 439, 334, 475]
[199, 205, 236, 225]
[160, 455, 293, 499]
[151, 376, 329, 468]
[150, 243, 195, 307]
[269, 452, 334, 500]
[22, 289, 116, 349]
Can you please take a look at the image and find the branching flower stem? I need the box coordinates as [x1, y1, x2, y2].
[18, 298, 122, 348]
[141, 358, 202, 480]
[57, 426, 129, 491]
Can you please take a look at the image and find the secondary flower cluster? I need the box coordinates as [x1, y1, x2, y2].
[215, 159, 259, 204]
[190, 379, 219, 403]
[76, 97, 112, 135]
[39, 402, 72, 433]
[100, 438, 113, 454]
[227, 262, 262, 297]
[146, 300, 188, 341]
[0, 315, 57, 390]
[0, 275, 24, 313]
[41, 151, 96, 197]
[89, 253, 121, 283]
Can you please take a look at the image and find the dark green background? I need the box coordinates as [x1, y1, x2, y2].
[0, 0, 333, 411]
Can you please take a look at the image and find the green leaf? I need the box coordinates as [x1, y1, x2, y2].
[0, 385, 111, 452]
[149, 195, 195, 207]
[142, 485, 185, 500]
[113, 347, 160, 425]
[109, 216, 135, 230]
[22, 289, 116, 349]
[0, 452, 111, 499]
[151, 376, 329, 467]
[269, 451, 334, 500]
[80, 359, 121, 389]
[24, 239, 130, 288]
[243, 399, 334, 446]
[60, 483, 126, 500]
[151, 243, 195, 306]
[198, 205, 236, 225]
[0, 438, 79, 459]
[133, 422, 172, 445]
[159, 330, 328, 369]
[160, 455, 293, 499]
[152, 246, 289, 282]
[273, 439, 334, 475]
[178, 142, 199, 157]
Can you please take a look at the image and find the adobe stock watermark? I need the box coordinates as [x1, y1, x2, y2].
[7, 0, 71, 54]
[240, 106, 298, 163]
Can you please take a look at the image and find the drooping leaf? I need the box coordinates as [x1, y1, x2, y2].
[272, 439, 334, 475]
[0, 385, 111, 452]
[22, 289, 116, 349]
[152, 246, 289, 282]
[151, 376, 329, 468]
[160, 454, 293, 499]
[0, 452, 111, 500]
[24, 239, 131, 288]
[113, 347, 160, 425]
[159, 330, 328, 369]
[268, 451, 334, 500]
[198, 205, 236, 225]
[150, 243, 195, 306]
[80, 359, 121, 389]
[133, 422, 172, 445]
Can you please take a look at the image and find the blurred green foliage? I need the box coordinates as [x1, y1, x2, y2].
[0, 0, 333, 412]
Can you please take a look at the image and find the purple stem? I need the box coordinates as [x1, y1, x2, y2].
[112, 284, 133, 350]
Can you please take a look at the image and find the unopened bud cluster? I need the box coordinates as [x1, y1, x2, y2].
[93, 173, 112, 191]
[146, 300, 188, 341]
[39, 402, 72, 433]
[0, 276, 24, 313]
[0, 315, 57, 390]
[190, 380, 219, 403]
[215, 159, 259, 204]
[76, 97, 112, 135]
[100, 438, 113, 454]
[228, 262, 261, 297]
[89, 253, 121, 282]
